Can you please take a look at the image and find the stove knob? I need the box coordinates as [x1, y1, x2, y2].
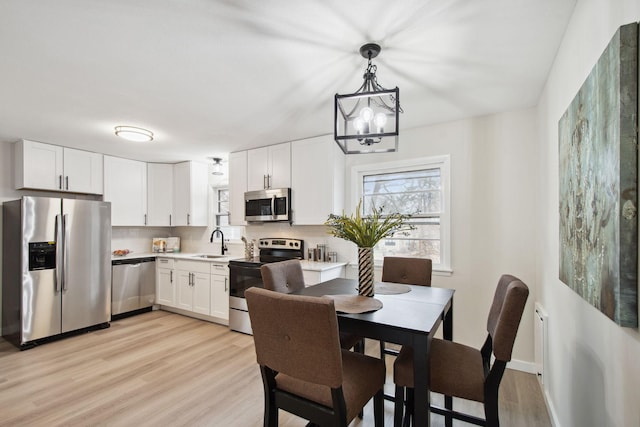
[294, 242, 299, 247]
[289, 242, 293, 247]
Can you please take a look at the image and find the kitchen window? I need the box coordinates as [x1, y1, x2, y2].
[353, 156, 451, 273]
[215, 189, 230, 227]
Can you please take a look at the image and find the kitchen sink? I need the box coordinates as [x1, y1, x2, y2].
[192, 254, 227, 259]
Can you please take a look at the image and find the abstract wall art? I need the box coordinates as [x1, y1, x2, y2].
[559, 22, 638, 327]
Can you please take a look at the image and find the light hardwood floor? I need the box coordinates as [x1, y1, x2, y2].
[0, 311, 550, 426]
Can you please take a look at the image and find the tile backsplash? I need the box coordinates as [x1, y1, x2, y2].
[112, 224, 356, 263]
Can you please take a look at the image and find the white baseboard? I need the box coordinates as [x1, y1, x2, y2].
[506, 358, 537, 374]
[544, 386, 561, 427]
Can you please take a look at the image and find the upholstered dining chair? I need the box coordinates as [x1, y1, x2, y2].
[245, 287, 385, 427]
[392, 274, 529, 427]
[260, 260, 364, 353]
[381, 256, 432, 287]
[380, 257, 433, 360]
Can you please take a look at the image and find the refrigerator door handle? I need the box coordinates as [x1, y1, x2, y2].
[55, 214, 63, 292]
[62, 213, 70, 291]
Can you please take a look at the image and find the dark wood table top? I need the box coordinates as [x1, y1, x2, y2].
[293, 278, 455, 340]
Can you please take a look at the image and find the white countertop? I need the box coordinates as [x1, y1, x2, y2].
[111, 253, 346, 271]
[299, 260, 347, 272]
[111, 252, 239, 263]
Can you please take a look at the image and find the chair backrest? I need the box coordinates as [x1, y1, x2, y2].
[260, 259, 305, 294]
[486, 274, 529, 362]
[245, 287, 344, 388]
[381, 257, 432, 286]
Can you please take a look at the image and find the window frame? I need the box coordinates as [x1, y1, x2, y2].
[214, 188, 230, 227]
[352, 155, 451, 274]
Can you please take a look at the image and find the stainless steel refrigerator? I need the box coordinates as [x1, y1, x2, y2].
[2, 196, 111, 348]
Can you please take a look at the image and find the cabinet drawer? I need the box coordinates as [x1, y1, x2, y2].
[175, 259, 210, 274]
[156, 257, 174, 269]
[210, 262, 228, 275]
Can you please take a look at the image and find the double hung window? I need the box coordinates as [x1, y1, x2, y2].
[354, 156, 450, 272]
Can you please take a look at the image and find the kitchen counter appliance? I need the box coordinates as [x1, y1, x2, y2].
[2, 197, 111, 349]
[244, 188, 291, 222]
[228, 238, 303, 334]
[111, 257, 156, 318]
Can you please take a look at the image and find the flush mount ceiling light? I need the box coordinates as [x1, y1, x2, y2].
[334, 43, 403, 154]
[210, 157, 224, 175]
[114, 126, 154, 142]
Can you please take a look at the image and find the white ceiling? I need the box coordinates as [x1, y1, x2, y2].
[0, 0, 576, 163]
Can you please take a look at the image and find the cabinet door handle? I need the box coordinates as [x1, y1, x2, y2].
[224, 277, 228, 292]
[144, 214, 147, 225]
[263, 174, 267, 189]
[169, 214, 172, 226]
[65, 176, 69, 190]
[187, 213, 190, 225]
[170, 270, 173, 283]
[268, 174, 272, 189]
[58, 175, 63, 190]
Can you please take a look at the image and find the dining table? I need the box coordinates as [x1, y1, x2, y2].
[292, 277, 455, 427]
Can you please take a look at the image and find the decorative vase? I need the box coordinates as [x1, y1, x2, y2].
[358, 247, 375, 297]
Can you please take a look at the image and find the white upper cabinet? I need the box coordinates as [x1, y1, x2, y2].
[103, 155, 148, 226]
[247, 142, 291, 190]
[172, 161, 208, 226]
[14, 139, 103, 194]
[228, 151, 248, 226]
[147, 163, 174, 226]
[291, 135, 345, 225]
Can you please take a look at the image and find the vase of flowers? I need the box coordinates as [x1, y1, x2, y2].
[325, 200, 413, 297]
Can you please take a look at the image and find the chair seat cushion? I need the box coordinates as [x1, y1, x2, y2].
[276, 349, 385, 422]
[393, 338, 485, 403]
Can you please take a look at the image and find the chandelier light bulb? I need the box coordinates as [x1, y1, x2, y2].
[353, 117, 365, 133]
[360, 107, 374, 122]
[374, 113, 387, 130]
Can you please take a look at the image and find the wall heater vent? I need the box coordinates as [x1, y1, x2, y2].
[534, 303, 548, 385]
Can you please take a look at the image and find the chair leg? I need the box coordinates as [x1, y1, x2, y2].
[380, 340, 386, 359]
[394, 385, 405, 427]
[372, 388, 384, 427]
[445, 395, 453, 427]
[403, 388, 414, 427]
[264, 395, 277, 427]
[484, 390, 500, 427]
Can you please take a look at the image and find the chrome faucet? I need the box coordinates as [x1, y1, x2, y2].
[209, 228, 227, 255]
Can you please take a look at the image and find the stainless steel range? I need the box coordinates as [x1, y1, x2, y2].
[228, 238, 304, 334]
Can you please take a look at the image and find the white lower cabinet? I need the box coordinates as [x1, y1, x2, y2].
[156, 258, 228, 324]
[210, 263, 229, 320]
[302, 265, 346, 286]
[156, 258, 176, 307]
[176, 260, 211, 315]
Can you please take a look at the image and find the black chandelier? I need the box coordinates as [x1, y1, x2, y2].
[334, 43, 402, 154]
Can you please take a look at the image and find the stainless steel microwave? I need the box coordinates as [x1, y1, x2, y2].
[244, 188, 291, 222]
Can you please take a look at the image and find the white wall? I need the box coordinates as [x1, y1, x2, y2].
[537, 1, 640, 426]
[341, 110, 539, 367]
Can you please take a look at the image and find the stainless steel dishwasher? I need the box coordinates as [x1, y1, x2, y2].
[111, 257, 156, 317]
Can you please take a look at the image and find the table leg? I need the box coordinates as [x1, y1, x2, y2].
[443, 299, 453, 341]
[443, 300, 453, 427]
[412, 336, 430, 427]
